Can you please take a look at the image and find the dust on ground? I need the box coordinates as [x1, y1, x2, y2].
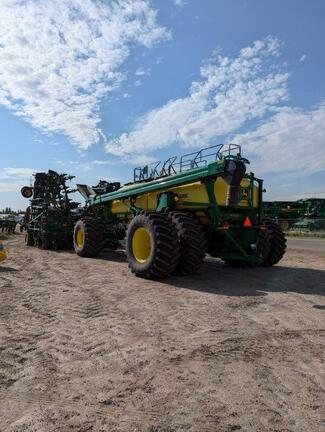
[0, 235, 324, 432]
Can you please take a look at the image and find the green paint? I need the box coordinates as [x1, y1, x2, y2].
[89, 160, 227, 206]
[84, 147, 266, 264]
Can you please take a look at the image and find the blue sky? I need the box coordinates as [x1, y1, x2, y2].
[0, 0, 324, 210]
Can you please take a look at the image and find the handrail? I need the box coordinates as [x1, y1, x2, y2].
[133, 143, 241, 183]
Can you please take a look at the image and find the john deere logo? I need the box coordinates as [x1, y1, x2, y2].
[241, 188, 248, 197]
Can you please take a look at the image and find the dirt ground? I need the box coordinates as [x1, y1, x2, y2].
[0, 235, 324, 432]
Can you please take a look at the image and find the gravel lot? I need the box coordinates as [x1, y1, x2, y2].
[0, 235, 324, 432]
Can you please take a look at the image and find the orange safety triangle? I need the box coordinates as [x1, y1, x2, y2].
[243, 216, 252, 227]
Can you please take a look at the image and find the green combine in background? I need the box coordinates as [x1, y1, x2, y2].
[263, 198, 325, 232]
[263, 201, 304, 230]
[292, 198, 325, 231]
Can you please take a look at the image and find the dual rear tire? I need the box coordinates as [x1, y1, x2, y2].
[126, 211, 207, 278]
[74, 212, 207, 279]
[168, 212, 207, 276]
[126, 212, 179, 279]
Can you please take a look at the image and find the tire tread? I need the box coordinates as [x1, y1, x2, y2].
[169, 211, 207, 275]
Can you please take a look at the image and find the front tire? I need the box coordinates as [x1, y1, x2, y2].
[73, 218, 104, 257]
[126, 212, 180, 279]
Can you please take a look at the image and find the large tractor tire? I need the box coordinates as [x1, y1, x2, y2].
[169, 211, 207, 275]
[73, 218, 104, 257]
[126, 212, 180, 279]
[262, 218, 286, 266]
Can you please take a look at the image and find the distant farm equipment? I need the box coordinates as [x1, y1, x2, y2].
[21, 170, 82, 249]
[263, 198, 325, 232]
[292, 198, 325, 231]
[0, 218, 17, 233]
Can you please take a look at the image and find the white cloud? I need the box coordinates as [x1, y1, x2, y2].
[299, 54, 307, 63]
[106, 36, 289, 160]
[0, 0, 170, 150]
[173, 0, 188, 7]
[234, 104, 325, 175]
[0, 168, 34, 180]
[0, 168, 34, 192]
[272, 190, 325, 200]
[55, 156, 155, 174]
[135, 67, 151, 76]
[92, 160, 113, 166]
[93, 154, 155, 166]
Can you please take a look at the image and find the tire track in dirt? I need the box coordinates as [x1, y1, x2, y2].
[0, 235, 324, 432]
[0, 237, 118, 428]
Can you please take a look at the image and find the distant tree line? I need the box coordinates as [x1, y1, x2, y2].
[0, 208, 24, 215]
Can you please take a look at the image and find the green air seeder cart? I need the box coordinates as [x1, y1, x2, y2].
[73, 144, 286, 279]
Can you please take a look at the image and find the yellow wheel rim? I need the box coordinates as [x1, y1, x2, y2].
[76, 227, 85, 248]
[132, 227, 152, 263]
[25, 232, 28, 244]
